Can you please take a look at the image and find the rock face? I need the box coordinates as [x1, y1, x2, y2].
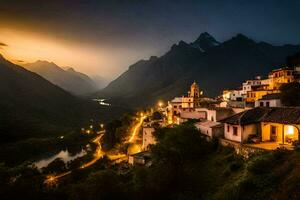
[99, 33, 300, 108]
[24, 61, 98, 95]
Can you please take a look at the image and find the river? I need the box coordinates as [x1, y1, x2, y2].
[34, 149, 87, 169]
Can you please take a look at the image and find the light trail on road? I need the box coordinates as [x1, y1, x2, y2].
[128, 115, 146, 143]
[44, 132, 104, 184]
[45, 113, 149, 185]
[80, 134, 104, 169]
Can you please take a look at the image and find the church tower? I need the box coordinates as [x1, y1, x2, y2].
[189, 81, 202, 98]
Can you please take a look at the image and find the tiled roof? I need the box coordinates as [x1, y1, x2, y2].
[260, 93, 281, 100]
[263, 108, 300, 124]
[220, 107, 300, 125]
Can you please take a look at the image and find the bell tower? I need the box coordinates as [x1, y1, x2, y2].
[189, 81, 201, 98]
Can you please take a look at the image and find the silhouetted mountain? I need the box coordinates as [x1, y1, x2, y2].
[98, 33, 300, 108]
[0, 55, 116, 143]
[24, 61, 98, 95]
[191, 32, 220, 51]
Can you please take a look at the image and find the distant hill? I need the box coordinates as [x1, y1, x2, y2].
[91, 75, 109, 90]
[98, 33, 300, 108]
[24, 61, 98, 95]
[0, 55, 118, 143]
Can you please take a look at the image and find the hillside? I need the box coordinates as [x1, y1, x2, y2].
[24, 61, 98, 95]
[99, 33, 300, 108]
[0, 55, 117, 143]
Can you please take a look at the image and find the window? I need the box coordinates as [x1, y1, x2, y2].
[260, 102, 264, 107]
[211, 116, 214, 121]
[174, 105, 177, 108]
[227, 125, 230, 132]
[233, 127, 238, 136]
[266, 102, 270, 107]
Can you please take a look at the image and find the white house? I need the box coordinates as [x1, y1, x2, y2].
[128, 151, 151, 166]
[223, 89, 243, 101]
[255, 93, 282, 108]
[195, 107, 235, 122]
[220, 107, 300, 146]
[241, 78, 262, 96]
[142, 126, 156, 150]
[195, 120, 223, 138]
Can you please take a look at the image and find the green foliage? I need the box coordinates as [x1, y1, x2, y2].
[42, 158, 66, 174]
[2, 123, 300, 200]
[102, 113, 135, 151]
[280, 82, 300, 106]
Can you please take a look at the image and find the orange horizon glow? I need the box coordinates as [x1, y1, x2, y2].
[0, 28, 146, 79]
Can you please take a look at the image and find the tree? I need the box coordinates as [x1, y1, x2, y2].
[151, 111, 163, 120]
[287, 52, 300, 67]
[280, 82, 300, 106]
[42, 158, 66, 174]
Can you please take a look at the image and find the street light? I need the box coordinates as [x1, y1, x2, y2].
[158, 101, 163, 108]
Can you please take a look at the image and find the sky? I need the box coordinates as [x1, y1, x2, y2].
[0, 0, 300, 80]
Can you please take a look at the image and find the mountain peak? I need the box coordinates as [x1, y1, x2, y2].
[191, 32, 220, 51]
[232, 34, 252, 42]
[66, 67, 76, 72]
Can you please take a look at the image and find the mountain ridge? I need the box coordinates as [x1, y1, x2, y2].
[98, 33, 300, 108]
[24, 61, 99, 95]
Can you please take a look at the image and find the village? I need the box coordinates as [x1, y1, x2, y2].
[128, 64, 300, 165]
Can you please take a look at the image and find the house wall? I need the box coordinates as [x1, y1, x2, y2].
[224, 123, 242, 142]
[197, 124, 213, 137]
[224, 123, 258, 143]
[142, 127, 156, 150]
[261, 122, 300, 143]
[246, 90, 277, 102]
[254, 99, 282, 107]
[180, 110, 206, 120]
[207, 110, 217, 122]
[196, 124, 224, 138]
[242, 124, 259, 142]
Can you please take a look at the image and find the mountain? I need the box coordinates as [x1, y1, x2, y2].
[91, 75, 109, 89]
[24, 61, 98, 95]
[191, 32, 220, 51]
[98, 33, 300, 108]
[0, 55, 115, 143]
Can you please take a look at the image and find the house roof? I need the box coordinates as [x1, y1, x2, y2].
[171, 97, 182, 103]
[196, 120, 222, 128]
[130, 151, 151, 158]
[260, 93, 281, 100]
[220, 107, 300, 125]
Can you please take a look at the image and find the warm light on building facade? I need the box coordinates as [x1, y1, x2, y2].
[287, 125, 294, 135]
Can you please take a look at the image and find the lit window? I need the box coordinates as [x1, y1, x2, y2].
[287, 126, 294, 135]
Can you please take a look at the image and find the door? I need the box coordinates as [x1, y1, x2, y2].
[270, 125, 277, 141]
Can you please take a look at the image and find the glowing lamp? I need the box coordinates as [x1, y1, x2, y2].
[287, 125, 294, 135]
